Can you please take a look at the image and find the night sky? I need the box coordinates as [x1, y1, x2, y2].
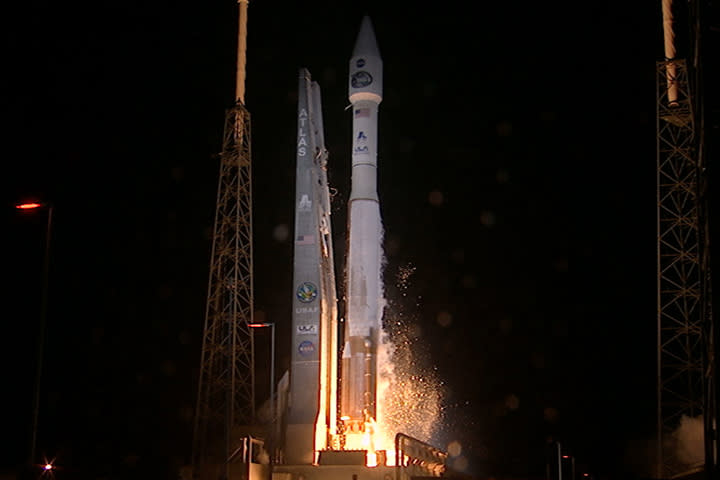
[2, 2, 718, 479]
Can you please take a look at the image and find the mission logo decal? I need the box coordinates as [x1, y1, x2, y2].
[297, 324, 318, 335]
[298, 340, 315, 356]
[296, 282, 318, 303]
[356, 58, 365, 68]
[351, 71, 373, 88]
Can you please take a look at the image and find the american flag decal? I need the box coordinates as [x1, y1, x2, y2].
[296, 235, 315, 245]
[354, 108, 370, 118]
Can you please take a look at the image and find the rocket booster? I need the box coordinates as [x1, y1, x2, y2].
[341, 16, 384, 431]
[286, 69, 339, 464]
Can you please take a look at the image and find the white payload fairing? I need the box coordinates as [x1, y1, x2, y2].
[340, 15, 385, 439]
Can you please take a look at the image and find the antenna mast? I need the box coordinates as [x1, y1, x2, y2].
[235, 0, 248, 104]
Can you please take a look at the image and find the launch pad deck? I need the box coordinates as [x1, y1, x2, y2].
[272, 464, 395, 480]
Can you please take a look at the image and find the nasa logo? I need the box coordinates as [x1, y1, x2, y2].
[298, 340, 315, 356]
[351, 71, 373, 88]
[296, 282, 318, 303]
[356, 58, 365, 68]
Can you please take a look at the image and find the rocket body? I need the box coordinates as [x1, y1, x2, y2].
[287, 69, 338, 464]
[341, 16, 384, 432]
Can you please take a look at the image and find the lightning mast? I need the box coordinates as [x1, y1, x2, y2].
[192, 1, 255, 478]
[656, 0, 716, 478]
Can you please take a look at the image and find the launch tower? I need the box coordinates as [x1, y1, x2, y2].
[192, 1, 256, 479]
[656, 1, 717, 477]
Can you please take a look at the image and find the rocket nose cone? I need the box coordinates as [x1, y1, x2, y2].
[353, 16, 381, 59]
[349, 15, 383, 101]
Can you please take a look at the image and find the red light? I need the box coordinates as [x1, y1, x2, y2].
[248, 323, 271, 328]
[562, 455, 570, 459]
[16, 203, 43, 210]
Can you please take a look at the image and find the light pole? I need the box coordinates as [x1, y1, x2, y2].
[562, 454, 575, 480]
[16, 202, 54, 470]
[248, 322, 275, 453]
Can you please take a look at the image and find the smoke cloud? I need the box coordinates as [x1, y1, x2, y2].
[673, 414, 704, 466]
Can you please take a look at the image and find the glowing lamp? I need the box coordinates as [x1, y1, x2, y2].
[16, 203, 43, 210]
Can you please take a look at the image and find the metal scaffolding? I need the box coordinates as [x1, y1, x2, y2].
[656, 57, 713, 478]
[192, 103, 255, 479]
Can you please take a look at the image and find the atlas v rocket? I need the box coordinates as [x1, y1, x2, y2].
[286, 16, 384, 464]
[340, 16, 384, 434]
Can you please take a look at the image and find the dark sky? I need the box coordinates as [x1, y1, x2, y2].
[2, 1, 717, 479]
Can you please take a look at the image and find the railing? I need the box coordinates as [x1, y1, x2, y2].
[395, 433, 447, 480]
[228, 436, 270, 480]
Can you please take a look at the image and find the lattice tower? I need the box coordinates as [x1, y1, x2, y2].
[192, 103, 254, 478]
[656, 57, 712, 478]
